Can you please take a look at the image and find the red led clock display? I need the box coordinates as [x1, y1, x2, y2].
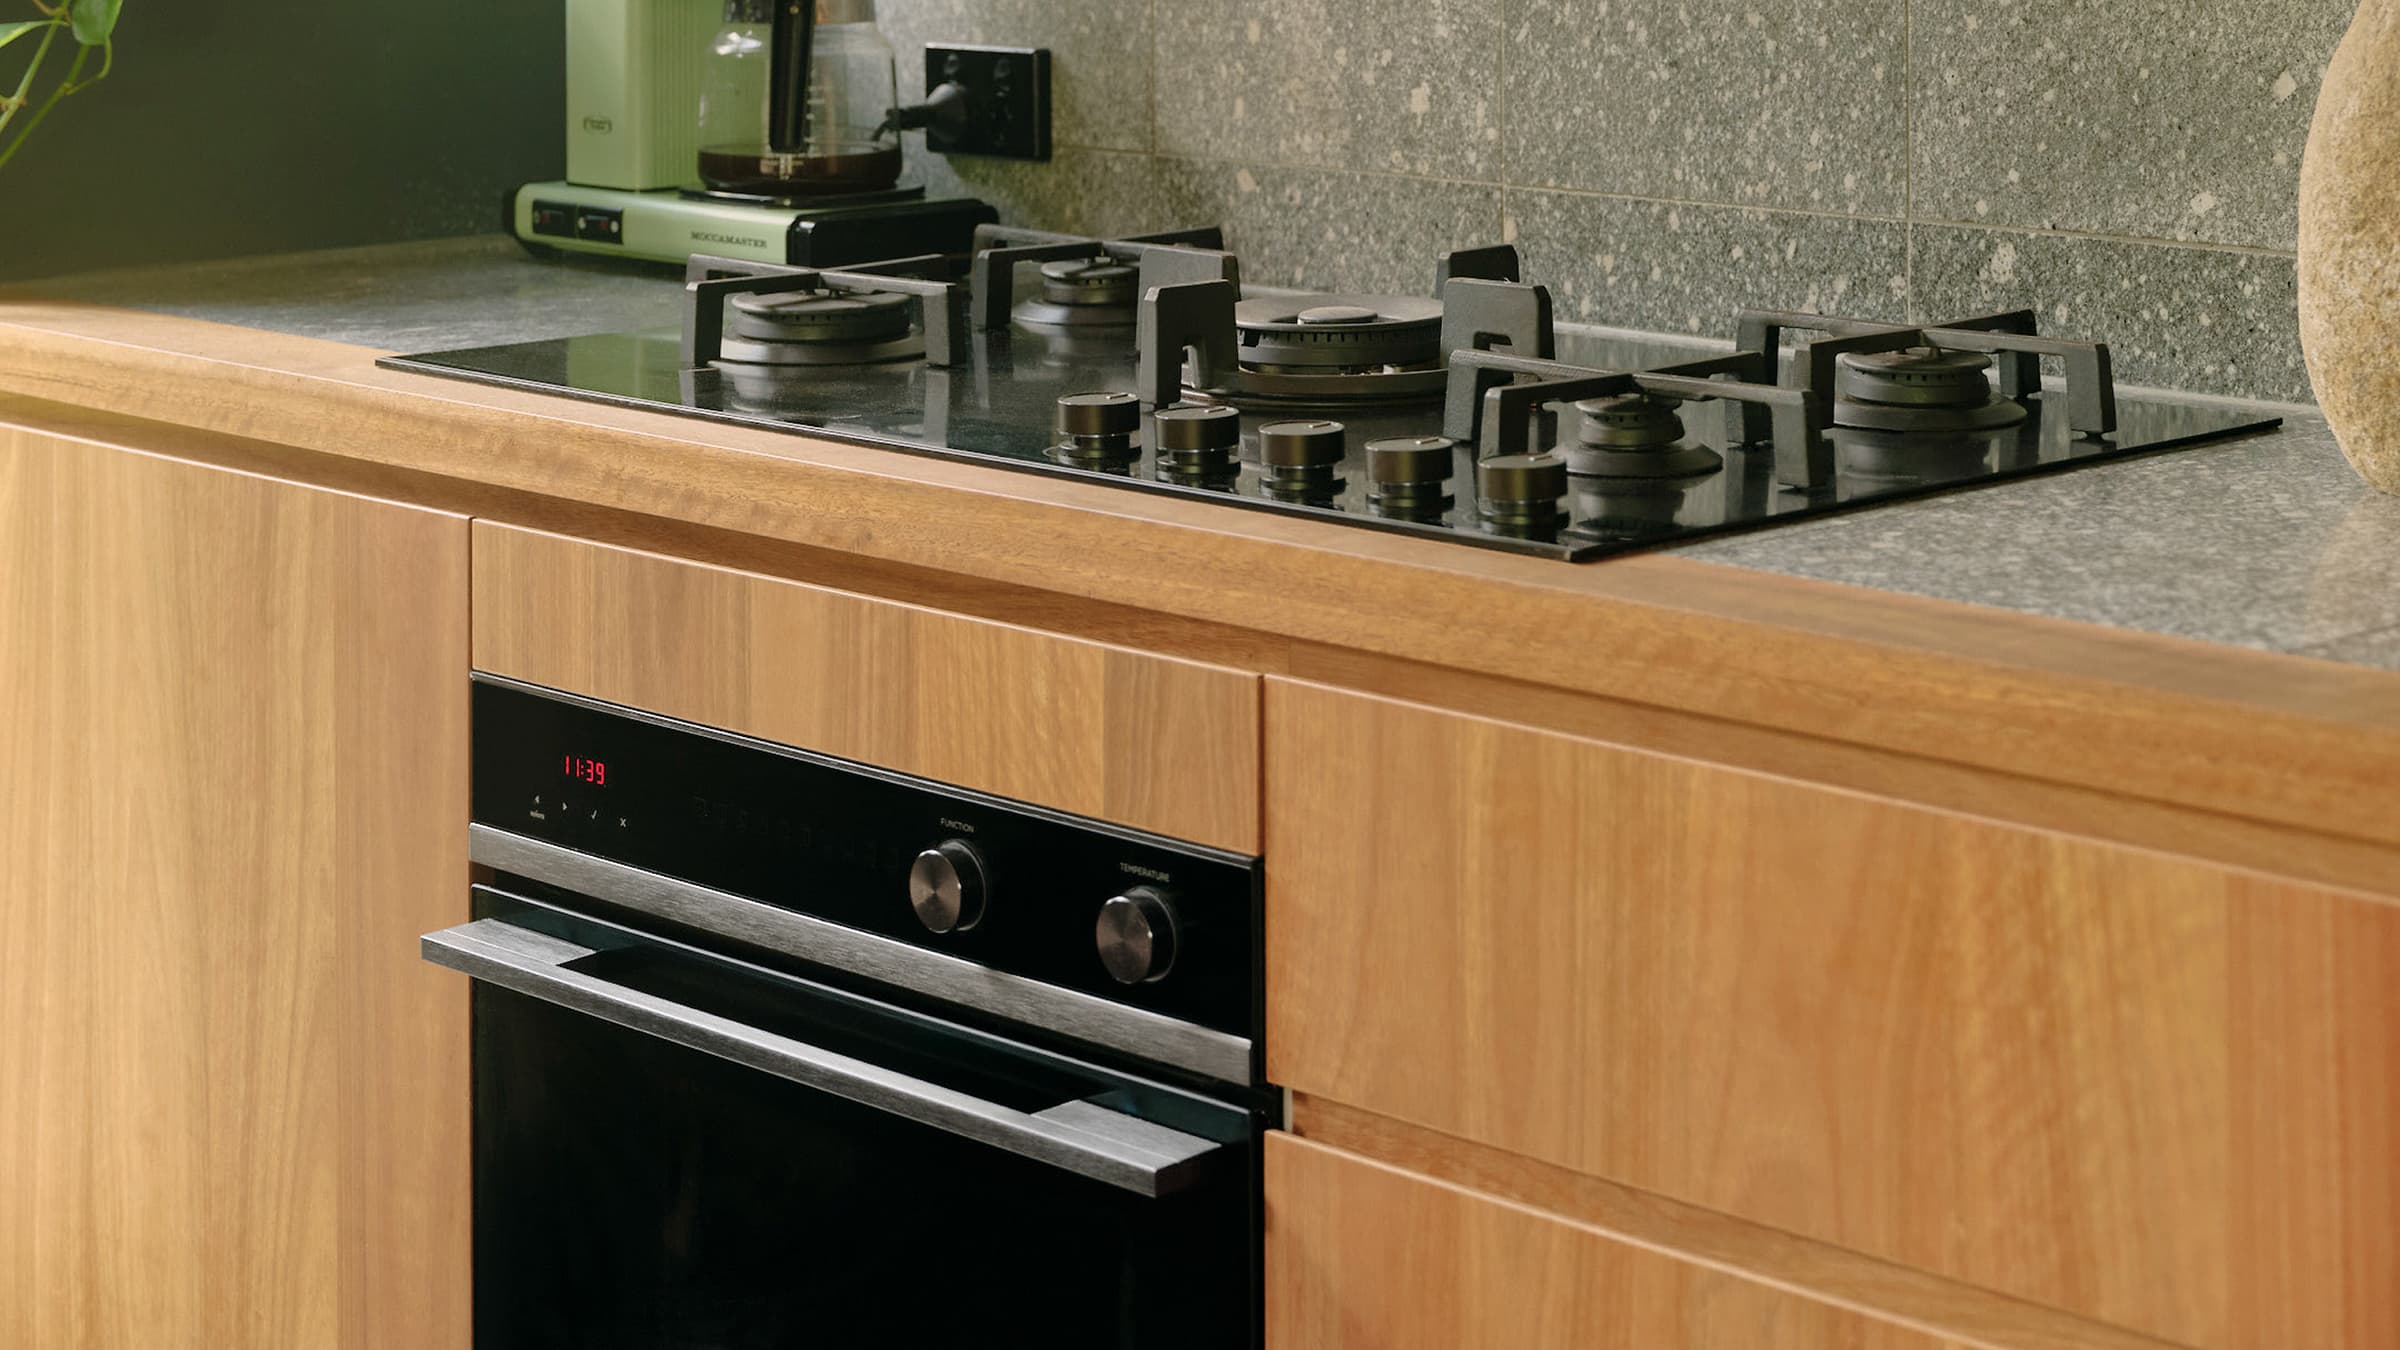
[562, 754, 609, 786]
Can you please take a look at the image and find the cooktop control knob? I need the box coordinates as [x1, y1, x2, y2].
[1095, 886, 1180, 985]
[1366, 435, 1457, 515]
[1476, 451, 1568, 531]
[1056, 390, 1141, 438]
[907, 839, 988, 934]
[1055, 391, 1143, 472]
[1153, 404, 1241, 480]
[1154, 403, 1240, 450]
[1258, 419, 1346, 499]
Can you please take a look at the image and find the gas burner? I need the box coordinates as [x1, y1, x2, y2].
[1135, 245, 1546, 412]
[1016, 258, 1141, 327]
[969, 224, 1233, 333]
[1219, 295, 1448, 407]
[1561, 392, 1724, 478]
[1832, 346, 2028, 433]
[720, 288, 924, 365]
[682, 251, 969, 374]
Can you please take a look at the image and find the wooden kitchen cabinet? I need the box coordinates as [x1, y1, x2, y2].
[469, 521, 1262, 852]
[0, 423, 471, 1349]
[1265, 677, 2400, 1350]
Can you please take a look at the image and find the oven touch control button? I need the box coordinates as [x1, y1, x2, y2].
[1096, 887, 1179, 985]
[907, 840, 988, 934]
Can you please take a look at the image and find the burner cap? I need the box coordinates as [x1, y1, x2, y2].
[729, 288, 914, 345]
[1833, 345, 2030, 433]
[1039, 258, 1138, 308]
[1297, 304, 1381, 326]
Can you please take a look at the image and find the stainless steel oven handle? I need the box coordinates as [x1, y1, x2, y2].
[422, 917, 1224, 1198]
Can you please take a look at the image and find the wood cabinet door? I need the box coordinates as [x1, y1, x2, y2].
[0, 426, 470, 1349]
[1267, 1133, 1967, 1350]
[1265, 677, 2400, 1350]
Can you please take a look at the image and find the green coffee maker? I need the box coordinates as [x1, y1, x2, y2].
[510, 0, 995, 267]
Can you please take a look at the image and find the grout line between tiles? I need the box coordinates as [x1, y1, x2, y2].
[1496, 0, 1511, 244]
[1903, 215, 2301, 259]
[1903, 0, 1917, 319]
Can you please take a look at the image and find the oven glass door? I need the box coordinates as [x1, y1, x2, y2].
[435, 888, 1260, 1350]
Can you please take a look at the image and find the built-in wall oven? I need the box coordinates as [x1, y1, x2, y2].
[425, 676, 1269, 1348]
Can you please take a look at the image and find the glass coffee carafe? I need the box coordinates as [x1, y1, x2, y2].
[696, 0, 903, 197]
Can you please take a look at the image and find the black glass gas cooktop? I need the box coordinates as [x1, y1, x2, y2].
[381, 314, 2281, 563]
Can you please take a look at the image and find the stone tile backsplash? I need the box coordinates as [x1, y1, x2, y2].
[1507, 0, 1911, 217]
[1155, 0, 1504, 179]
[882, 0, 2352, 403]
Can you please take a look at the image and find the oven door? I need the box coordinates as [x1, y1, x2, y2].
[426, 886, 1261, 1350]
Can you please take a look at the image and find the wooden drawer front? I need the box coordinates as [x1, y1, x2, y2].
[1265, 678, 2400, 1350]
[1267, 1135, 1957, 1350]
[472, 524, 1260, 851]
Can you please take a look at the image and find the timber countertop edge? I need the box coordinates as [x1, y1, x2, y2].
[11, 244, 2400, 862]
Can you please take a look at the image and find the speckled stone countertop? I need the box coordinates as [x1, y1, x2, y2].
[2, 235, 687, 352]
[13, 235, 2398, 670]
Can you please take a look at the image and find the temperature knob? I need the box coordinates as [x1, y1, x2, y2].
[1095, 886, 1180, 984]
[907, 839, 988, 934]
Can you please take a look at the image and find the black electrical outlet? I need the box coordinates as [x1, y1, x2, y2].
[922, 44, 1052, 161]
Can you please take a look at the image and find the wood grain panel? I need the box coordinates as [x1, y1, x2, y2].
[1291, 1098, 2178, 1350]
[1264, 677, 2400, 1350]
[0, 425, 470, 1349]
[1267, 1134, 1972, 1350]
[472, 522, 1261, 851]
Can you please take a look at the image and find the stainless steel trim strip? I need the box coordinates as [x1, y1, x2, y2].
[468, 824, 1256, 1085]
[422, 918, 1223, 1197]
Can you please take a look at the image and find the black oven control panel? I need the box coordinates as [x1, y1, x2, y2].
[470, 676, 1261, 1040]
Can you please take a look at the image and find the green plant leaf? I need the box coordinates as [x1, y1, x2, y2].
[0, 20, 46, 53]
[68, 0, 120, 46]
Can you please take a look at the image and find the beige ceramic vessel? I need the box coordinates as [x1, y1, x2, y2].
[2301, 0, 2400, 493]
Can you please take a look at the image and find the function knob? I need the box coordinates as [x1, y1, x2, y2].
[1095, 886, 1180, 985]
[907, 839, 988, 934]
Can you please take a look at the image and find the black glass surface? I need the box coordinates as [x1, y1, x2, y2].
[471, 895, 1262, 1350]
[472, 677, 1262, 1041]
[383, 315, 2283, 561]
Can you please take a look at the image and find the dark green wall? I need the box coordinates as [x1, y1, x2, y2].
[0, 0, 564, 281]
